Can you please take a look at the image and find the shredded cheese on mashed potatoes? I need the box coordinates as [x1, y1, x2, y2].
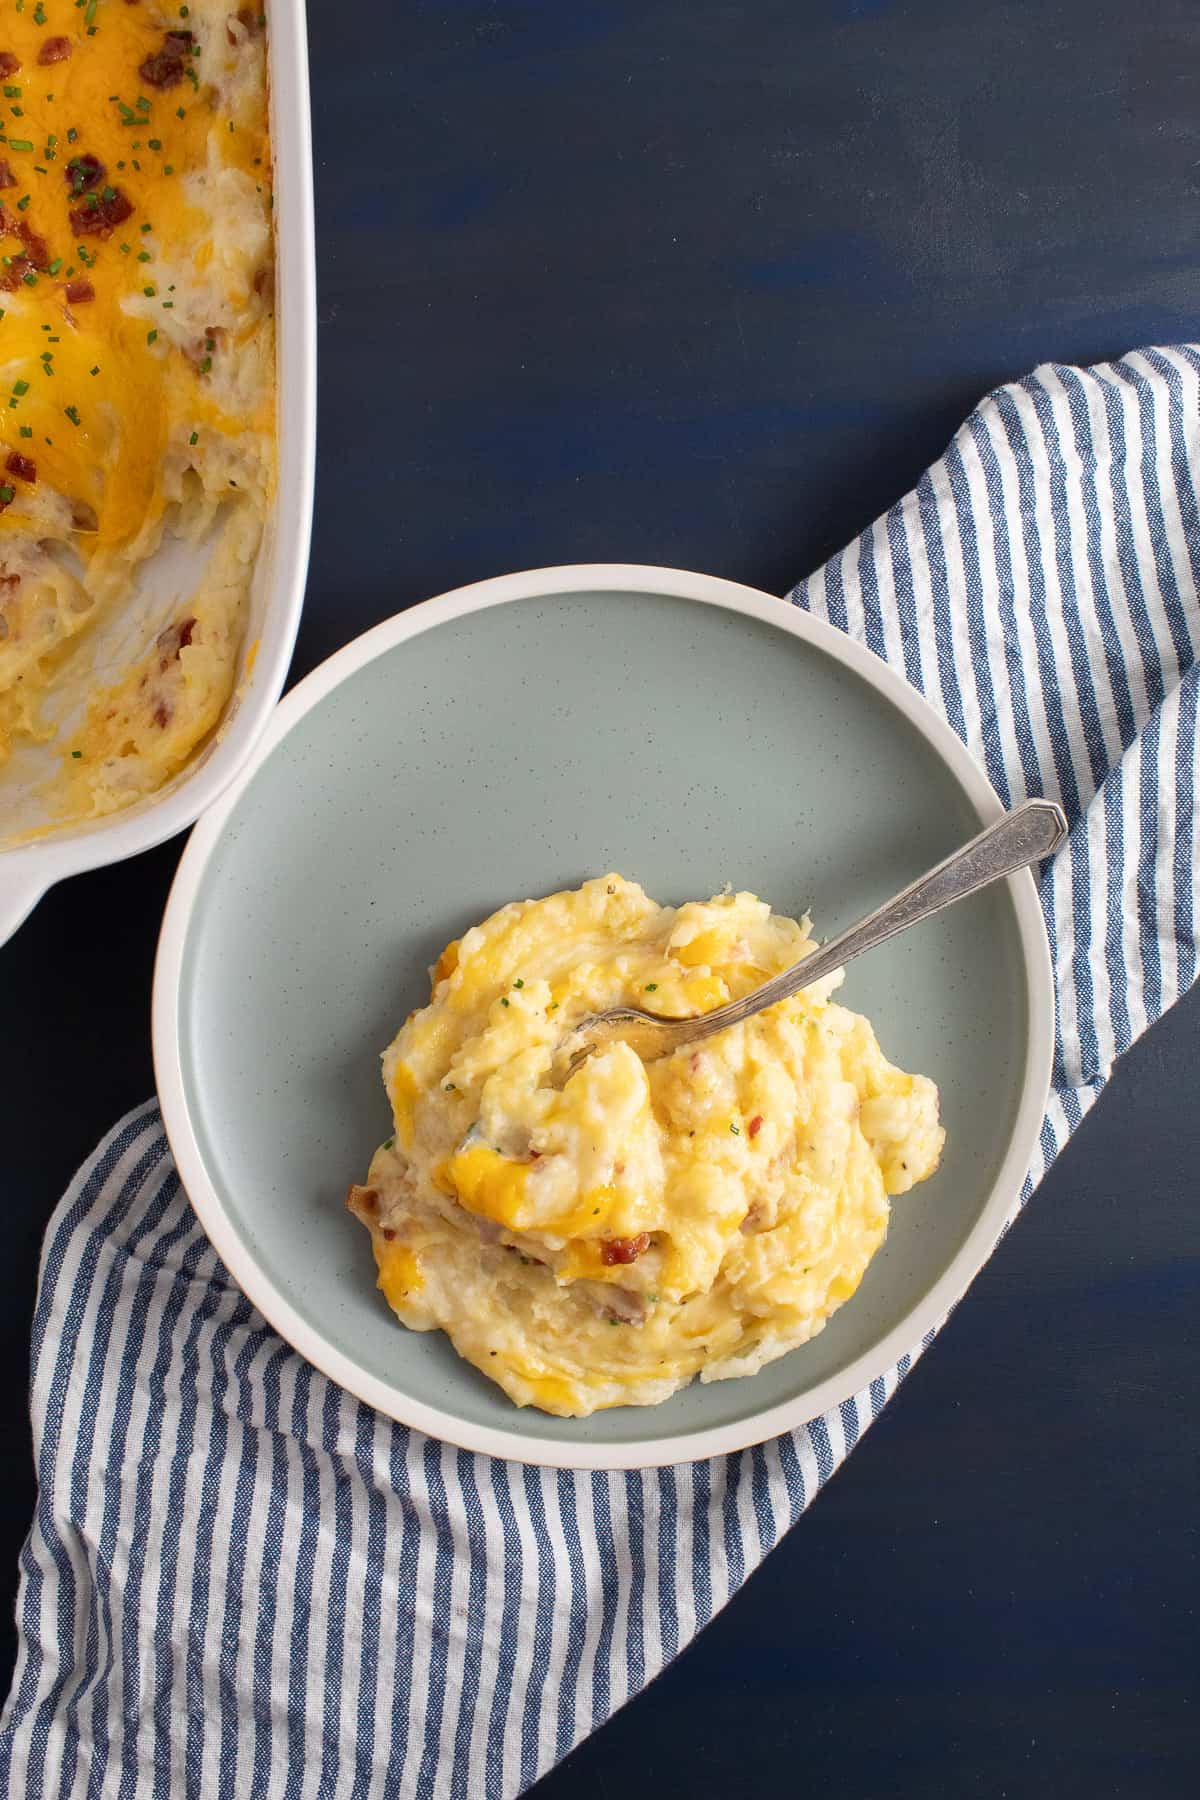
[0, 0, 272, 823]
[347, 875, 946, 1417]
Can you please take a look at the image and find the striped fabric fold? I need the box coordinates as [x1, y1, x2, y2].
[3, 345, 1196, 1798]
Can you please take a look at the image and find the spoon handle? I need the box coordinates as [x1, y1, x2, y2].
[674, 797, 1067, 1044]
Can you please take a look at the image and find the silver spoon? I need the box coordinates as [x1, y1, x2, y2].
[558, 797, 1067, 1082]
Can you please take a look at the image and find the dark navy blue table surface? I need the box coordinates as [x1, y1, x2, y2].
[2, 3, 1197, 1793]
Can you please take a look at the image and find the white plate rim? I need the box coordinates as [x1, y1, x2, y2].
[153, 562, 1055, 1470]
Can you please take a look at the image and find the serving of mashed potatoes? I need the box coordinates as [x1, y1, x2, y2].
[0, 0, 273, 830]
[347, 875, 945, 1417]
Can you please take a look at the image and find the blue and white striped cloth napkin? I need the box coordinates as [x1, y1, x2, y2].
[3, 346, 1197, 1798]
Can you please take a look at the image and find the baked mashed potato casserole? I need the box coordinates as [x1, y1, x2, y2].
[348, 876, 945, 1417]
[0, 0, 272, 825]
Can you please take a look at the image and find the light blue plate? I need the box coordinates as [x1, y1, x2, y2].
[154, 567, 1053, 1468]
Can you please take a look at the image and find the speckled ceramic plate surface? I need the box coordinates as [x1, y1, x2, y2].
[153, 565, 1053, 1468]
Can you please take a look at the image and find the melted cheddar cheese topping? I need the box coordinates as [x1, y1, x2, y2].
[346, 875, 946, 1417]
[0, 0, 272, 828]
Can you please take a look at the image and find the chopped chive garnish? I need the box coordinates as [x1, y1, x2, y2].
[67, 127, 77, 143]
[71, 750, 82, 759]
[7, 139, 33, 152]
[12, 380, 28, 396]
[148, 139, 162, 151]
[64, 405, 80, 425]
[0, 486, 12, 504]
[143, 285, 155, 296]
[146, 328, 158, 344]
[47, 258, 62, 275]
[189, 430, 198, 445]
[513, 978, 524, 988]
[90, 365, 99, 375]
[137, 251, 150, 262]
[85, 0, 98, 24]
[199, 355, 211, 372]
[21, 270, 35, 286]
[18, 425, 30, 437]
[15, 194, 28, 210]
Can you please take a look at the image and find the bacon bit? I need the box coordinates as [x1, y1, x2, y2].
[0, 255, 32, 292]
[346, 1184, 379, 1214]
[0, 163, 15, 190]
[38, 36, 72, 65]
[15, 220, 50, 269]
[69, 189, 134, 237]
[65, 153, 105, 196]
[0, 571, 20, 588]
[600, 1232, 651, 1267]
[748, 1114, 764, 1139]
[152, 699, 172, 729]
[139, 29, 193, 88]
[187, 324, 225, 373]
[380, 1226, 396, 1241]
[0, 53, 19, 79]
[227, 5, 264, 42]
[5, 452, 35, 484]
[156, 615, 196, 669]
[63, 277, 95, 304]
[603, 1287, 648, 1324]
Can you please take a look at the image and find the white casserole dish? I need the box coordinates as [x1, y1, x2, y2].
[0, 1, 315, 945]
